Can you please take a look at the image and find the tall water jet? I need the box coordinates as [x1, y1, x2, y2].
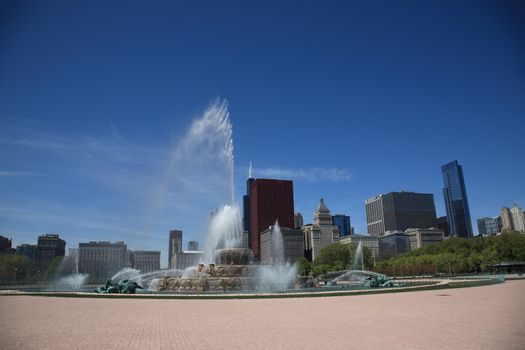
[170, 99, 242, 259]
[352, 241, 364, 271]
[271, 221, 285, 265]
[173, 98, 235, 205]
[53, 250, 88, 289]
[147, 98, 237, 247]
[258, 222, 298, 291]
[203, 204, 243, 263]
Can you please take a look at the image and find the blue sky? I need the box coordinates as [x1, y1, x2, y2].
[1, 1, 524, 265]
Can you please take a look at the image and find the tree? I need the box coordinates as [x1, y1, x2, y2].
[0, 255, 30, 281]
[297, 257, 311, 276]
[360, 245, 374, 270]
[312, 243, 352, 269]
[43, 256, 64, 280]
[311, 263, 330, 277]
[311, 243, 373, 276]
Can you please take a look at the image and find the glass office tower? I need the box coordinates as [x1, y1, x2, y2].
[332, 214, 351, 237]
[442, 160, 473, 238]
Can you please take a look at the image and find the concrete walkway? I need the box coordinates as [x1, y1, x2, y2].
[1, 280, 524, 350]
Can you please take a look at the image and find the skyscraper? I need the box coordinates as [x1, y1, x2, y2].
[442, 160, 473, 238]
[259, 225, 304, 265]
[188, 241, 199, 251]
[78, 241, 127, 281]
[510, 204, 525, 232]
[168, 230, 183, 269]
[332, 214, 351, 237]
[365, 192, 437, 236]
[168, 230, 203, 270]
[242, 165, 255, 248]
[249, 178, 294, 260]
[130, 250, 161, 273]
[436, 216, 450, 236]
[501, 207, 514, 231]
[378, 231, 411, 259]
[405, 228, 445, 250]
[16, 244, 37, 261]
[0, 235, 13, 252]
[303, 199, 340, 261]
[477, 217, 502, 236]
[36, 234, 66, 267]
[294, 212, 304, 229]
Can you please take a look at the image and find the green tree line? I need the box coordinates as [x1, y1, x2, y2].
[0, 255, 66, 283]
[374, 231, 525, 276]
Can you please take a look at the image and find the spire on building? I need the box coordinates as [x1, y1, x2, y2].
[316, 198, 330, 213]
[248, 161, 254, 179]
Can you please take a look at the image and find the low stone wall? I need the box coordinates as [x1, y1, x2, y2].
[0, 275, 505, 299]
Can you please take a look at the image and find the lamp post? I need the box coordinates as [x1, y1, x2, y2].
[13, 267, 18, 283]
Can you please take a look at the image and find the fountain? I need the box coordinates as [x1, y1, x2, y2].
[53, 249, 88, 289]
[152, 220, 298, 293]
[353, 241, 364, 271]
[148, 101, 298, 293]
[324, 242, 402, 288]
[100, 100, 393, 294]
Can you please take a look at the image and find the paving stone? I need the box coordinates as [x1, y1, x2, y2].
[1, 281, 524, 350]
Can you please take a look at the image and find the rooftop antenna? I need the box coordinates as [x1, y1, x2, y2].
[248, 161, 254, 179]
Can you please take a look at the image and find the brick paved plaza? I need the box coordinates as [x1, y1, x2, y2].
[1, 280, 524, 350]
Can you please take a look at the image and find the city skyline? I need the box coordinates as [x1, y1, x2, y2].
[1, 1, 525, 261]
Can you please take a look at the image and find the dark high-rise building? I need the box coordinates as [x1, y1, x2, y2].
[0, 235, 13, 252]
[332, 214, 351, 237]
[365, 192, 437, 236]
[242, 176, 255, 249]
[36, 234, 66, 266]
[436, 216, 450, 236]
[168, 230, 183, 269]
[249, 179, 294, 260]
[442, 160, 473, 238]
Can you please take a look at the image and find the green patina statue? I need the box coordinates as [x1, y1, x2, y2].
[95, 279, 143, 294]
[365, 274, 402, 288]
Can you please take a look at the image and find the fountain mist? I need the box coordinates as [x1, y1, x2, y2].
[258, 222, 297, 291]
[203, 204, 243, 263]
[146, 98, 237, 252]
[53, 250, 88, 289]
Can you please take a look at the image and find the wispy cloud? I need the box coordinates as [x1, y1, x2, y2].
[0, 104, 240, 262]
[255, 166, 353, 182]
[0, 171, 45, 177]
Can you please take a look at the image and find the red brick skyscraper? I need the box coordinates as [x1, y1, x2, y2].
[249, 179, 294, 260]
